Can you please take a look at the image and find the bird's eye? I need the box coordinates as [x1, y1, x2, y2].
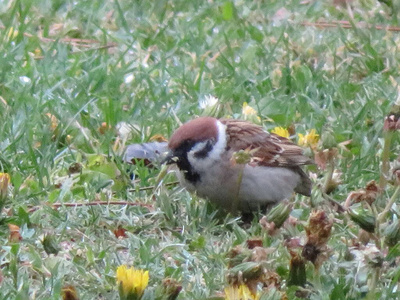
[183, 140, 192, 147]
[175, 139, 195, 155]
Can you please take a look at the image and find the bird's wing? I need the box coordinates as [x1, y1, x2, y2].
[221, 119, 313, 167]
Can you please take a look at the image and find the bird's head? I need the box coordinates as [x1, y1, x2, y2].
[164, 117, 227, 182]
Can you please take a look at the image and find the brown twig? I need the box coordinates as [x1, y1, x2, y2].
[26, 182, 177, 213]
[321, 192, 345, 213]
[301, 21, 400, 32]
[28, 201, 153, 213]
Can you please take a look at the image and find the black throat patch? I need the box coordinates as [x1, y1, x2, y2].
[177, 156, 200, 183]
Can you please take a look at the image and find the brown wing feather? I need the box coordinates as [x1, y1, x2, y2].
[221, 119, 313, 167]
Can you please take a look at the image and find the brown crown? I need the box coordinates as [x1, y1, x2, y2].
[168, 117, 219, 150]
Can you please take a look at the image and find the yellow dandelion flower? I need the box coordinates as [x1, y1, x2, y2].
[224, 285, 240, 300]
[242, 102, 261, 123]
[242, 102, 257, 116]
[297, 134, 305, 146]
[239, 284, 257, 299]
[116, 265, 149, 300]
[298, 129, 319, 148]
[224, 284, 258, 300]
[271, 127, 290, 139]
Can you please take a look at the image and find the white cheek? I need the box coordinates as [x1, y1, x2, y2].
[190, 141, 209, 154]
[187, 120, 227, 172]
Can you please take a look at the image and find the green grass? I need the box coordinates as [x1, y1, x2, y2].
[1, 0, 400, 299]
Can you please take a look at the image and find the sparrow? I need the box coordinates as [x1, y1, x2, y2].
[164, 117, 313, 213]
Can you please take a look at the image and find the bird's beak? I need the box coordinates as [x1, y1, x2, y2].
[161, 151, 178, 165]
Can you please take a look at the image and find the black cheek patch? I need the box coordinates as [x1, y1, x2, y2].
[174, 141, 201, 184]
[176, 156, 200, 183]
[193, 140, 214, 159]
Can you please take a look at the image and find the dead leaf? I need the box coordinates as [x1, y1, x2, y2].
[62, 285, 80, 300]
[8, 224, 22, 242]
[113, 226, 127, 238]
[314, 148, 338, 170]
[246, 238, 263, 249]
[98, 122, 112, 135]
[344, 180, 380, 208]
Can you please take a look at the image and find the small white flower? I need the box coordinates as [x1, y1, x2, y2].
[19, 76, 31, 84]
[116, 122, 133, 140]
[199, 95, 218, 109]
[124, 73, 134, 84]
